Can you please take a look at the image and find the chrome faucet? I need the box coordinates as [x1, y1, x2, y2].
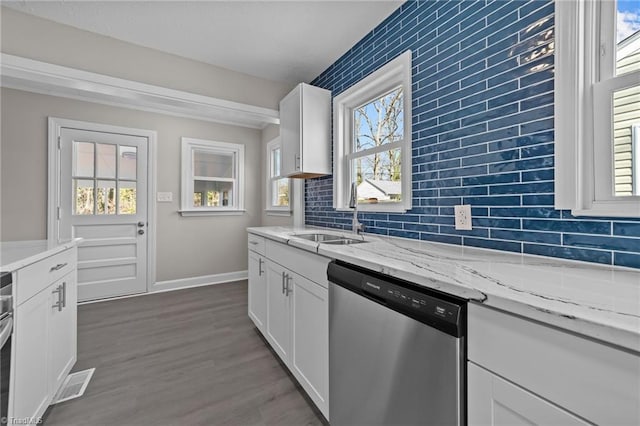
[349, 182, 364, 235]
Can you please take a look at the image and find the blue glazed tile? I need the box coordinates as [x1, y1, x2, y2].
[388, 229, 421, 240]
[404, 223, 440, 233]
[474, 217, 522, 229]
[439, 165, 488, 178]
[439, 186, 489, 197]
[465, 238, 522, 253]
[462, 172, 521, 186]
[521, 118, 554, 134]
[463, 195, 522, 206]
[439, 103, 487, 125]
[521, 168, 554, 182]
[522, 194, 555, 206]
[441, 226, 490, 238]
[488, 105, 554, 131]
[462, 104, 519, 128]
[523, 219, 611, 234]
[490, 181, 553, 195]
[520, 67, 554, 87]
[614, 252, 640, 268]
[614, 223, 640, 237]
[421, 233, 463, 245]
[491, 229, 561, 245]
[563, 234, 640, 253]
[521, 143, 554, 158]
[462, 149, 520, 166]
[439, 123, 487, 142]
[461, 126, 519, 147]
[521, 92, 554, 110]
[488, 80, 553, 109]
[490, 207, 561, 218]
[462, 81, 519, 107]
[524, 244, 612, 265]
[488, 131, 554, 151]
[489, 156, 554, 173]
[439, 81, 488, 107]
[439, 143, 487, 161]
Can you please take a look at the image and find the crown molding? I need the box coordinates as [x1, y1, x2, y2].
[0, 53, 280, 129]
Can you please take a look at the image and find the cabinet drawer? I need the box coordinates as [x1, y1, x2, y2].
[265, 240, 330, 288]
[16, 247, 76, 306]
[468, 303, 640, 425]
[248, 234, 266, 255]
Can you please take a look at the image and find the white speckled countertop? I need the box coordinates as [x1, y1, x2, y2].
[1, 239, 81, 272]
[248, 226, 640, 353]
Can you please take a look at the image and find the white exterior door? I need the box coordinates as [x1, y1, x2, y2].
[58, 127, 148, 301]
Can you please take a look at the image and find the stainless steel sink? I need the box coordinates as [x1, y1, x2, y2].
[293, 233, 343, 242]
[322, 238, 367, 245]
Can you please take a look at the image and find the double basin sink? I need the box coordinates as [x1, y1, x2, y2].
[292, 233, 367, 246]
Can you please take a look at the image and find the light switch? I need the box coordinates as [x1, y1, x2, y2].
[157, 192, 173, 202]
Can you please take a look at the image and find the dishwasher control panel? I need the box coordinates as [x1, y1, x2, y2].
[361, 276, 462, 332]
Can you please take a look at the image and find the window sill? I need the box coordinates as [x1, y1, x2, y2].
[265, 209, 292, 217]
[179, 209, 246, 217]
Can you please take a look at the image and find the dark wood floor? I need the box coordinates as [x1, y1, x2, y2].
[43, 281, 325, 426]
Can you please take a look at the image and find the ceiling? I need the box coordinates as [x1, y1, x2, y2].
[3, 0, 403, 84]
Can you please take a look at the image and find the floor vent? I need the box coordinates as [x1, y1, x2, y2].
[51, 368, 96, 405]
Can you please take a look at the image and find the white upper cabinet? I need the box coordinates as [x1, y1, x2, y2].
[280, 83, 331, 178]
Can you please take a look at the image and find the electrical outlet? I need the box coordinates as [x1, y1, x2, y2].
[454, 204, 472, 230]
[157, 192, 173, 202]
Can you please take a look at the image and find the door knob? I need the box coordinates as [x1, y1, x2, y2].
[138, 229, 145, 235]
[138, 221, 145, 227]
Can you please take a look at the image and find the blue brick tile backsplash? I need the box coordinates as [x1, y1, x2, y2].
[305, 0, 640, 269]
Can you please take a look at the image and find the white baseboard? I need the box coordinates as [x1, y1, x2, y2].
[151, 270, 248, 293]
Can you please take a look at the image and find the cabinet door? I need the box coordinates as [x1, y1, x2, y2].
[468, 363, 590, 426]
[265, 261, 290, 363]
[248, 251, 267, 332]
[49, 273, 77, 396]
[280, 84, 301, 177]
[290, 273, 329, 418]
[12, 289, 50, 421]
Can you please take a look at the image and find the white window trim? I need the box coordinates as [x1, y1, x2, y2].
[555, 0, 640, 217]
[634, 124, 640, 196]
[265, 137, 291, 215]
[333, 50, 412, 213]
[179, 137, 245, 216]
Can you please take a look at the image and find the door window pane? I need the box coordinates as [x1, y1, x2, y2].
[193, 180, 233, 207]
[272, 148, 281, 177]
[96, 143, 116, 179]
[96, 180, 116, 215]
[73, 142, 94, 177]
[193, 151, 234, 178]
[119, 146, 137, 180]
[73, 179, 95, 215]
[119, 181, 137, 215]
[352, 148, 402, 204]
[353, 87, 404, 152]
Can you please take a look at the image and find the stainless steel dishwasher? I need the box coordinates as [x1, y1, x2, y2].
[328, 260, 466, 426]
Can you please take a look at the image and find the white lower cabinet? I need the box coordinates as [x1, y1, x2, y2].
[11, 247, 78, 422]
[265, 261, 291, 362]
[468, 363, 589, 426]
[290, 273, 328, 413]
[247, 234, 330, 419]
[247, 250, 267, 332]
[12, 288, 50, 420]
[467, 302, 640, 426]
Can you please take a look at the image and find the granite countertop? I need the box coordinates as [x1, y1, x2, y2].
[248, 226, 640, 353]
[1, 239, 81, 272]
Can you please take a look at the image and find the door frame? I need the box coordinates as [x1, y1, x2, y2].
[47, 117, 158, 293]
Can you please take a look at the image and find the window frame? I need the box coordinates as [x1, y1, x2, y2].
[555, 0, 640, 217]
[333, 50, 412, 213]
[265, 137, 291, 215]
[180, 137, 245, 216]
